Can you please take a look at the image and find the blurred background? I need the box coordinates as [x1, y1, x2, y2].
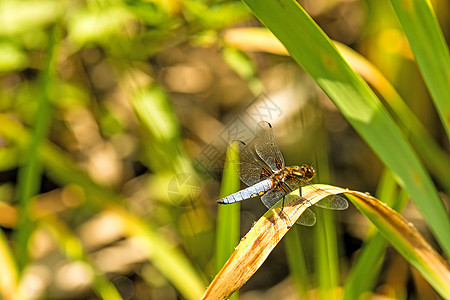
[0, 0, 448, 299]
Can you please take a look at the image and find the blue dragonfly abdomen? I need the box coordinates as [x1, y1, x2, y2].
[217, 179, 273, 204]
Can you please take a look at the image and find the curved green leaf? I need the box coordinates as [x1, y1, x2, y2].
[389, 0, 450, 139]
[241, 0, 450, 257]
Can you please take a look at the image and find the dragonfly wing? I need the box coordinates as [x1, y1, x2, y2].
[315, 194, 349, 210]
[285, 176, 304, 191]
[260, 189, 284, 209]
[235, 141, 272, 186]
[264, 193, 317, 226]
[285, 179, 349, 210]
[254, 121, 285, 171]
[302, 185, 348, 210]
[296, 207, 317, 226]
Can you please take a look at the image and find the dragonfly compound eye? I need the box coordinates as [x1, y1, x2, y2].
[301, 165, 316, 181]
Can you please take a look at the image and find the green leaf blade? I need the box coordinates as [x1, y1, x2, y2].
[241, 0, 450, 257]
[215, 143, 240, 276]
[389, 0, 450, 139]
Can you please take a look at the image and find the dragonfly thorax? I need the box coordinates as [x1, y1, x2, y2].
[217, 121, 349, 226]
[289, 164, 316, 181]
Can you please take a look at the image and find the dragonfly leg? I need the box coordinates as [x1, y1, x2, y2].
[298, 184, 313, 207]
[279, 181, 293, 212]
[279, 195, 294, 228]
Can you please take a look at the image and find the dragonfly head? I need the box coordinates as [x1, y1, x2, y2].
[291, 165, 316, 181]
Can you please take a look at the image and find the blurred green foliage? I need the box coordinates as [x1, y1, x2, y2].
[0, 0, 448, 299]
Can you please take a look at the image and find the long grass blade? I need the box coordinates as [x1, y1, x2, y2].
[314, 209, 340, 299]
[389, 0, 450, 139]
[14, 25, 59, 270]
[215, 143, 240, 272]
[343, 188, 450, 298]
[284, 227, 309, 297]
[342, 170, 409, 299]
[202, 185, 450, 299]
[0, 114, 206, 300]
[313, 144, 340, 300]
[223, 27, 450, 193]
[111, 206, 206, 300]
[214, 142, 240, 300]
[241, 0, 450, 257]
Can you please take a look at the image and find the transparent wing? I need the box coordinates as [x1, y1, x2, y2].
[296, 207, 317, 226]
[260, 188, 284, 209]
[300, 184, 349, 210]
[285, 176, 305, 191]
[254, 121, 285, 171]
[262, 192, 316, 226]
[314, 194, 349, 210]
[286, 178, 348, 210]
[234, 141, 272, 187]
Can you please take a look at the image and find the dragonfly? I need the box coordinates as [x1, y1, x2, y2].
[217, 121, 348, 226]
